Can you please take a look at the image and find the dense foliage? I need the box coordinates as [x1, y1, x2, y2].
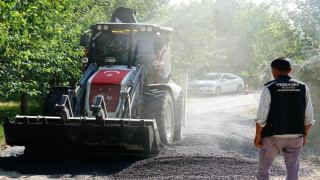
[160, 0, 320, 88]
[1, 0, 320, 111]
[1, 0, 320, 153]
[0, 0, 168, 113]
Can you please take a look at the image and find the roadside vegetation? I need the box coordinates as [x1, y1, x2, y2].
[0, 101, 20, 145]
[0, 0, 168, 144]
[0, 98, 41, 145]
[1, 0, 320, 153]
[300, 58, 320, 153]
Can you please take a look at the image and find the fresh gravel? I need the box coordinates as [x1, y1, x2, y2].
[0, 93, 318, 179]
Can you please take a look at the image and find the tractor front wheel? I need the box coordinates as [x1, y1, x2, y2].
[142, 90, 174, 145]
[173, 93, 184, 141]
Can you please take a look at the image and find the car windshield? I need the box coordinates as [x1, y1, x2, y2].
[197, 74, 221, 80]
[94, 33, 156, 66]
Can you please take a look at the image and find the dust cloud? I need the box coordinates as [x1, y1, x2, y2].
[300, 56, 320, 154]
[153, 0, 320, 154]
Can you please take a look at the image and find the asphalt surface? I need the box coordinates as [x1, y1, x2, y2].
[0, 93, 318, 179]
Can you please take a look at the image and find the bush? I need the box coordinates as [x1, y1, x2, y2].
[300, 55, 320, 154]
[0, 99, 42, 144]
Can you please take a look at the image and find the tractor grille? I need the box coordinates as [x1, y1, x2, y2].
[89, 85, 120, 112]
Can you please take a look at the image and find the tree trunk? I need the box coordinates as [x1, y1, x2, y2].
[21, 92, 28, 115]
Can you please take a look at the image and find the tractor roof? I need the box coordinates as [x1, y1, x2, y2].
[90, 23, 173, 35]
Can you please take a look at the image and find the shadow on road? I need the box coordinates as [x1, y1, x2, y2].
[0, 151, 143, 178]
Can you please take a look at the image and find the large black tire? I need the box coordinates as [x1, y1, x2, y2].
[142, 90, 174, 145]
[173, 93, 184, 141]
[42, 88, 70, 116]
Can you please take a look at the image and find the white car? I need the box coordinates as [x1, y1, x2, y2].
[188, 73, 244, 95]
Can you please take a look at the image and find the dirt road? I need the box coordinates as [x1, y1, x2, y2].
[0, 93, 319, 179]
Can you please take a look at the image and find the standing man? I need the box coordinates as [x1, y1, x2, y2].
[254, 57, 314, 180]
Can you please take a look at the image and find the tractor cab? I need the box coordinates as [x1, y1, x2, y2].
[81, 23, 173, 84]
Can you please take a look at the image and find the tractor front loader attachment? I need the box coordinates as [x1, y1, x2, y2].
[4, 95, 160, 154]
[4, 67, 161, 155]
[4, 116, 160, 154]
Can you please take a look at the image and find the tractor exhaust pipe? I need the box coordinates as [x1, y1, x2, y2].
[79, 63, 96, 87]
[127, 27, 134, 69]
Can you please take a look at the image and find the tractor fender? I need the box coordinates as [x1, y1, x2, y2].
[146, 83, 182, 101]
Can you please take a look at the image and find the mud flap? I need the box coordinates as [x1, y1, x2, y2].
[4, 116, 160, 154]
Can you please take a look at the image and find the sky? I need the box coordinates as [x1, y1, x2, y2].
[169, 0, 268, 5]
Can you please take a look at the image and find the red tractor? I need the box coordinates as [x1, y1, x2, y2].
[4, 7, 187, 154]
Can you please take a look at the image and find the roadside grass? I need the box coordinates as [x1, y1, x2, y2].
[0, 100, 41, 145]
[0, 101, 20, 145]
[0, 125, 4, 145]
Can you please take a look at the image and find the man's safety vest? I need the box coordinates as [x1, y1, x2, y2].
[261, 75, 306, 137]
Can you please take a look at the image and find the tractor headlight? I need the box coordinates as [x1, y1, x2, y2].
[147, 27, 153, 32]
[105, 57, 116, 63]
[97, 25, 102, 31]
[103, 25, 109, 31]
[140, 26, 146, 32]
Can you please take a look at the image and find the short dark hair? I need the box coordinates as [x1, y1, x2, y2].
[270, 57, 291, 72]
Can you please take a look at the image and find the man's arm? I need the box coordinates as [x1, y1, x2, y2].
[254, 123, 264, 148]
[303, 85, 315, 146]
[303, 124, 311, 146]
[254, 86, 271, 148]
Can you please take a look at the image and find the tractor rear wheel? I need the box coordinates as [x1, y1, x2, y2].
[173, 93, 184, 141]
[142, 90, 174, 145]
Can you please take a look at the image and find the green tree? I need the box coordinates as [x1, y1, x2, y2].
[159, 1, 225, 78]
[271, 0, 320, 45]
[0, 0, 168, 114]
[159, 0, 313, 83]
[234, 3, 309, 85]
